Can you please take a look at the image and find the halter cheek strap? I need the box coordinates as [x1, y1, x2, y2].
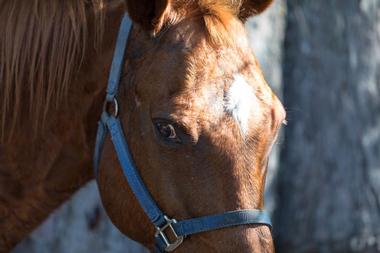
[93, 13, 272, 253]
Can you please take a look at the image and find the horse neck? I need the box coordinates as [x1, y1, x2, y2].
[0, 3, 125, 251]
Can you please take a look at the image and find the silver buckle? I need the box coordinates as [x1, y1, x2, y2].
[155, 216, 184, 252]
[103, 97, 119, 117]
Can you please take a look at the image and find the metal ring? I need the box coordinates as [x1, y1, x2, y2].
[103, 97, 119, 117]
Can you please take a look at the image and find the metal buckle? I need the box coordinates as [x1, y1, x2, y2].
[103, 97, 119, 117]
[155, 216, 184, 252]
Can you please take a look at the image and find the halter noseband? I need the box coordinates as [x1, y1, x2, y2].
[93, 13, 272, 252]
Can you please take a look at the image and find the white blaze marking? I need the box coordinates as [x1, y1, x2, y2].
[225, 75, 259, 135]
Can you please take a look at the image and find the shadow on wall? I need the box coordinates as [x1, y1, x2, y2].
[12, 182, 148, 253]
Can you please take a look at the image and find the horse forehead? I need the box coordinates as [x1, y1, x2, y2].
[175, 74, 261, 135]
[224, 74, 260, 135]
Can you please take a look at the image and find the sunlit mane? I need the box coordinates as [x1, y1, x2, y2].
[0, 0, 105, 140]
[198, 0, 240, 46]
[195, 0, 260, 47]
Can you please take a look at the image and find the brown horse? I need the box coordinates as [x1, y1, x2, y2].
[0, 0, 285, 252]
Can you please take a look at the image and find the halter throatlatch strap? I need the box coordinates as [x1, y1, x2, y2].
[93, 13, 272, 253]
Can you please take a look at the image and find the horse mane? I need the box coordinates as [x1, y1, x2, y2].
[0, 0, 105, 141]
[196, 0, 250, 47]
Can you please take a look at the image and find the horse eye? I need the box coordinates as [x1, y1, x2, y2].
[155, 122, 179, 141]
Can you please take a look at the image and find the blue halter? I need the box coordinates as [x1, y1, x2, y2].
[93, 13, 272, 252]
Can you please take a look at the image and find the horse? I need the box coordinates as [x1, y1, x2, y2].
[0, 0, 285, 252]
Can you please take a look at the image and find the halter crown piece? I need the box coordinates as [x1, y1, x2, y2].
[93, 13, 272, 252]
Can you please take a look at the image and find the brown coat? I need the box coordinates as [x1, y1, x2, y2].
[0, 1, 284, 252]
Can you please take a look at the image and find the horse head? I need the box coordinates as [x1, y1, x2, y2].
[97, 0, 285, 252]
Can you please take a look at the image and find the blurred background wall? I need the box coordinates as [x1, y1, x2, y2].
[12, 0, 380, 252]
[276, 1, 380, 252]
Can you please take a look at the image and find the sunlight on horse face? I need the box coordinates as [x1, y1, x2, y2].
[99, 1, 285, 252]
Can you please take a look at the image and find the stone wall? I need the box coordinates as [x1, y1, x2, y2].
[276, 1, 380, 252]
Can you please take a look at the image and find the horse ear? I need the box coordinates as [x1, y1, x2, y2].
[125, 0, 171, 34]
[239, 0, 273, 21]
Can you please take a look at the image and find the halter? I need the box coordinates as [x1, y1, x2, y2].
[93, 13, 272, 252]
